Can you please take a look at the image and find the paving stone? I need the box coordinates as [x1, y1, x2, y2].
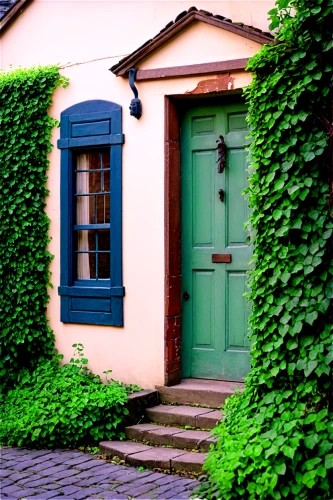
[16, 475, 43, 486]
[1, 478, 14, 487]
[57, 470, 95, 484]
[110, 471, 142, 484]
[22, 492, 62, 500]
[156, 485, 188, 499]
[99, 441, 152, 459]
[146, 405, 215, 427]
[152, 478, 190, 494]
[118, 472, 162, 489]
[2, 460, 23, 468]
[171, 451, 207, 473]
[142, 425, 186, 446]
[62, 455, 97, 466]
[79, 474, 119, 486]
[12, 453, 56, 463]
[56, 484, 82, 495]
[70, 486, 105, 498]
[0, 469, 13, 478]
[1, 485, 22, 494]
[93, 495, 128, 500]
[12, 458, 57, 471]
[172, 429, 211, 450]
[174, 493, 194, 499]
[26, 477, 56, 488]
[154, 475, 178, 486]
[3, 447, 200, 500]
[74, 460, 108, 471]
[56, 475, 83, 486]
[156, 379, 240, 407]
[22, 460, 60, 472]
[12, 488, 41, 498]
[195, 409, 222, 429]
[126, 447, 187, 470]
[8, 472, 31, 482]
[76, 463, 116, 476]
[125, 423, 162, 440]
[43, 483, 63, 490]
[134, 495, 157, 500]
[123, 482, 158, 496]
[37, 464, 70, 476]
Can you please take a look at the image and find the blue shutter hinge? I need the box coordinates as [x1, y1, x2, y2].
[127, 68, 142, 119]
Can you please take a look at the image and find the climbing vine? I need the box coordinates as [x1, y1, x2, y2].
[0, 66, 69, 393]
[197, 0, 333, 498]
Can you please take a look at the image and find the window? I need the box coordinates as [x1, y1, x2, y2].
[57, 100, 124, 326]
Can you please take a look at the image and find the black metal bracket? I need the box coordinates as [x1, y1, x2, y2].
[128, 68, 142, 119]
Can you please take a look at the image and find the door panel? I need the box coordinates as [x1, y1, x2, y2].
[181, 100, 251, 381]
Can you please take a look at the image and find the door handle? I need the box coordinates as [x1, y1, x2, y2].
[183, 292, 190, 301]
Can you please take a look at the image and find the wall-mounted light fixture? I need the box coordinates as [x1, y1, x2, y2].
[127, 68, 142, 119]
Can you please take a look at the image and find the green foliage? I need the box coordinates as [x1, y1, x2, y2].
[0, 65, 69, 393]
[0, 346, 128, 448]
[196, 0, 333, 498]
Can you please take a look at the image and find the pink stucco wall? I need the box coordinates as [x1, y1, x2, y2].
[1, 0, 274, 388]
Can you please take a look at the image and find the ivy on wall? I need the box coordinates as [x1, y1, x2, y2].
[197, 0, 332, 498]
[0, 66, 69, 393]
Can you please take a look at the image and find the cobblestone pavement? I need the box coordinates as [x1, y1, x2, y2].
[1, 448, 200, 500]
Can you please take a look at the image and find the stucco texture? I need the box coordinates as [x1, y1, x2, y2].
[1, 0, 274, 388]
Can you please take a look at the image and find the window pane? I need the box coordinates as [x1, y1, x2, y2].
[98, 253, 110, 279]
[98, 229, 110, 251]
[75, 150, 110, 225]
[77, 253, 96, 279]
[96, 194, 110, 224]
[76, 230, 95, 251]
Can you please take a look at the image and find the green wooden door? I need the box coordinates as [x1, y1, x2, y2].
[181, 101, 252, 381]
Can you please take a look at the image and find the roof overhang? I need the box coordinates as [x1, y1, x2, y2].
[110, 7, 274, 77]
[0, 0, 31, 34]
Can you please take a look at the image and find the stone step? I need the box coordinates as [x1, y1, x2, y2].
[125, 423, 217, 452]
[99, 440, 207, 473]
[156, 378, 243, 408]
[146, 405, 223, 429]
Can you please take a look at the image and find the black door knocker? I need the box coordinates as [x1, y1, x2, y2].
[216, 135, 227, 173]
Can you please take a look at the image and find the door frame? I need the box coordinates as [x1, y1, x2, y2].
[163, 91, 243, 385]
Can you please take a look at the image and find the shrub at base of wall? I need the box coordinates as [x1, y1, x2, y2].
[196, 0, 333, 499]
[0, 346, 129, 448]
[0, 65, 68, 393]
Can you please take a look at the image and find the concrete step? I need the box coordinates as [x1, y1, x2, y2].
[156, 378, 243, 408]
[99, 440, 207, 473]
[125, 423, 217, 452]
[146, 405, 223, 429]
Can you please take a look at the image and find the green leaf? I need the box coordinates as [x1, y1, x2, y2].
[305, 361, 317, 377]
[298, 111, 308, 122]
[304, 151, 315, 162]
[276, 226, 289, 237]
[304, 434, 319, 449]
[305, 311, 318, 325]
[292, 322, 302, 334]
[273, 209, 283, 220]
[274, 463, 286, 475]
[325, 454, 333, 469]
[274, 179, 285, 191]
[287, 340, 297, 350]
[323, 229, 332, 239]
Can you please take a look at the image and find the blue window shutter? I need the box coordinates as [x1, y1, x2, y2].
[57, 100, 124, 326]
